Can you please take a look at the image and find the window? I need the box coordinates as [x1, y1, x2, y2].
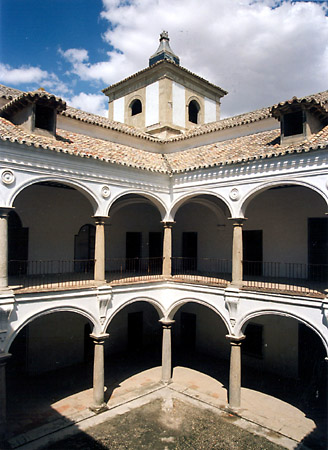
[130, 99, 142, 116]
[283, 111, 304, 137]
[34, 104, 54, 131]
[243, 323, 263, 358]
[188, 100, 200, 124]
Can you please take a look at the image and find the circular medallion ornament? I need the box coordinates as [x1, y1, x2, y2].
[101, 185, 111, 199]
[229, 188, 240, 201]
[1, 170, 15, 185]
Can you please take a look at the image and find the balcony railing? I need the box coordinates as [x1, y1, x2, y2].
[8, 258, 327, 296]
[172, 257, 232, 286]
[243, 261, 328, 296]
[106, 257, 163, 283]
[9, 259, 94, 290]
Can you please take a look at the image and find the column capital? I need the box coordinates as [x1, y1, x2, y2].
[159, 318, 175, 328]
[161, 221, 175, 228]
[228, 217, 247, 226]
[93, 216, 109, 225]
[226, 334, 245, 344]
[0, 353, 11, 365]
[0, 207, 14, 219]
[90, 333, 109, 343]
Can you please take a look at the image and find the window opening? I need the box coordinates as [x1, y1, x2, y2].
[130, 99, 142, 116]
[188, 100, 200, 124]
[34, 104, 54, 131]
[283, 111, 304, 137]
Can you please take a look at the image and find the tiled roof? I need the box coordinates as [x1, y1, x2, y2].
[1, 114, 327, 175]
[0, 84, 22, 100]
[165, 126, 328, 173]
[0, 117, 168, 173]
[0, 88, 66, 117]
[271, 92, 328, 121]
[102, 59, 227, 96]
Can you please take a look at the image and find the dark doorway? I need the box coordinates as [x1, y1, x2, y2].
[308, 218, 328, 281]
[84, 323, 93, 363]
[74, 224, 95, 272]
[126, 232, 142, 271]
[180, 312, 196, 352]
[128, 311, 143, 351]
[243, 230, 263, 276]
[298, 323, 327, 405]
[8, 211, 29, 275]
[149, 232, 163, 273]
[182, 232, 197, 271]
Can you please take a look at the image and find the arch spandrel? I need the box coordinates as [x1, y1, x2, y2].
[5, 306, 99, 354]
[170, 191, 233, 221]
[167, 297, 231, 334]
[9, 176, 100, 215]
[107, 190, 168, 220]
[236, 309, 328, 357]
[241, 180, 328, 218]
[104, 297, 165, 330]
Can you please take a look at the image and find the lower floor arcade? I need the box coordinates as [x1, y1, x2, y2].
[3, 300, 327, 447]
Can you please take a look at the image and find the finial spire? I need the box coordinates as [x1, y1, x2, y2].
[149, 31, 180, 66]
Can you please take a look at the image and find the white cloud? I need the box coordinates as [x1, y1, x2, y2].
[96, 0, 328, 117]
[58, 48, 89, 64]
[67, 92, 108, 117]
[0, 64, 49, 84]
[0, 63, 71, 96]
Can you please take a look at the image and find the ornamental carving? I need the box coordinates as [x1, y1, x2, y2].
[1, 170, 15, 185]
[101, 185, 111, 199]
[229, 188, 240, 201]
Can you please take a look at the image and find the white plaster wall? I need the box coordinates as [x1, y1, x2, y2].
[106, 203, 162, 263]
[13, 185, 94, 261]
[113, 97, 125, 123]
[244, 186, 326, 264]
[172, 82, 185, 128]
[173, 303, 230, 359]
[27, 312, 88, 374]
[173, 202, 232, 265]
[145, 82, 159, 127]
[204, 97, 216, 124]
[105, 301, 161, 355]
[242, 315, 299, 378]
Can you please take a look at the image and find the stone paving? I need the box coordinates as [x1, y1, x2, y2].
[4, 360, 327, 449]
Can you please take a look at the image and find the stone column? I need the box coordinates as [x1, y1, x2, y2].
[90, 334, 109, 412]
[94, 217, 107, 283]
[0, 208, 11, 290]
[162, 222, 174, 278]
[0, 353, 11, 441]
[159, 319, 175, 383]
[226, 335, 245, 408]
[230, 218, 246, 287]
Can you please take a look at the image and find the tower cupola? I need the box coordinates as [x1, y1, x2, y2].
[149, 31, 180, 66]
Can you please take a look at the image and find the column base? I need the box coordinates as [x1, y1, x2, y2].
[89, 403, 108, 414]
[161, 378, 172, 385]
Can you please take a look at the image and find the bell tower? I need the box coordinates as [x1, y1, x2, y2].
[103, 32, 227, 138]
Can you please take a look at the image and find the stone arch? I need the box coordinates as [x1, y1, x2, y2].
[170, 191, 232, 221]
[167, 297, 231, 334]
[9, 176, 99, 214]
[241, 180, 328, 218]
[6, 306, 98, 353]
[107, 190, 168, 220]
[236, 309, 328, 356]
[104, 297, 165, 330]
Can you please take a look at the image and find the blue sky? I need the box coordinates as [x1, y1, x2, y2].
[1, 0, 328, 118]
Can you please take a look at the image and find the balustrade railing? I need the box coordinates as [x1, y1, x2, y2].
[172, 257, 232, 286]
[9, 259, 94, 289]
[8, 258, 327, 295]
[243, 261, 328, 295]
[106, 257, 163, 283]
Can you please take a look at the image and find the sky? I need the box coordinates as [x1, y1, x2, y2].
[0, 0, 328, 118]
